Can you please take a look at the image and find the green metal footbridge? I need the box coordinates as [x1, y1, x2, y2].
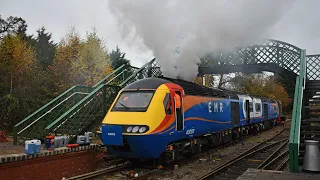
[13, 39, 320, 173]
[13, 59, 162, 145]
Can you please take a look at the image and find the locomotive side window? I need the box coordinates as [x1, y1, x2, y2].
[112, 91, 154, 112]
[163, 93, 172, 115]
[249, 102, 253, 112]
[255, 103, 261, 112]
[175, 91, 184, 131]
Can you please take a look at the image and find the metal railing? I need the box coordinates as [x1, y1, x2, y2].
[13, 85, 92, 144]
[289, 49, 306, 172]
[12, 64, 135, 145]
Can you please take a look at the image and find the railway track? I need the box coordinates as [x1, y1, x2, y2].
[197, 120, 290, 180]
[64, 158, 160, 180]
[63, 161, 131, 180]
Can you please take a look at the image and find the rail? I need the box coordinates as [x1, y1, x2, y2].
[197, 121, 290, 180]
[64, 163, 132, 180]
[289, 49, 306, 172]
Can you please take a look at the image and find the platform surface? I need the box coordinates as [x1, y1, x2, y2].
[237, 168, 320, 180]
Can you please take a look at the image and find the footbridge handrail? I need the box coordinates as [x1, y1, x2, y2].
[289, 49, 306, 172]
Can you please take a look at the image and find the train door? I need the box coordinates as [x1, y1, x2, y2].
[245, 100, 250, 124]
[231, 101, 240, 126]
[174, 91, 184, 131]
[264, 103, 268, 120]
[253, 99, 262, 118]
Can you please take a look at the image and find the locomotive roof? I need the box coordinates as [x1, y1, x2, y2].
[159, 77, 239, 99]
[123, 76, 239, 99]
[123, 77, 280, 103]
[123, 77, 170, 90]
[218, 88, 277, 103]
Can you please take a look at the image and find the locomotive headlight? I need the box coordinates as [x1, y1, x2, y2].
[123, 125, 149, 133]
[139, 126, 147, 133]
[132, 126, 139, 133]
[126, 126, 133, 132]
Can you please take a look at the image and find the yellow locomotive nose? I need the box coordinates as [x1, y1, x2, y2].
[102, 84, 171, 135]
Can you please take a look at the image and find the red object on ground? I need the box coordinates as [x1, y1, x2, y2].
[0, 131, 8, 142]
[95, 153, 105, 159]
[277, 116, 281, 124]
[66, 144, 79, 148]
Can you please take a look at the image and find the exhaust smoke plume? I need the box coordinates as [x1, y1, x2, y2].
[109, 0, 295, 81]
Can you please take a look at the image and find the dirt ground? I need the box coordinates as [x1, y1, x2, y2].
[0, 137, 25, 155]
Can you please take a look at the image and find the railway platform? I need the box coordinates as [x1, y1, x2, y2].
[237, 168, 320, 180]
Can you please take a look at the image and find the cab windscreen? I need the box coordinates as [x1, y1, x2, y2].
[111, 90, 155, 112]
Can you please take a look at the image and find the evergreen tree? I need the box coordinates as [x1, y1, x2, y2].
[35, 27, 57, 69]
[109, 46, 130, 69]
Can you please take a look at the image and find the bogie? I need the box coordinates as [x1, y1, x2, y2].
[158, 119, 277, 163]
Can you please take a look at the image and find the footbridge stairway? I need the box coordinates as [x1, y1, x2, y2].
[290, 54, 320, 172]
[13, 59, 162, 145]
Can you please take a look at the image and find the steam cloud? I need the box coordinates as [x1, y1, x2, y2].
[109, 0, 295, 81]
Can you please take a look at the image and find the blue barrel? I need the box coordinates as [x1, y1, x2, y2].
[31, 139, 41, 153]
[24, 140, 36, 154]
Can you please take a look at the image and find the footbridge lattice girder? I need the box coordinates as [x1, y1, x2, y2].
[198, 39, 302, 77]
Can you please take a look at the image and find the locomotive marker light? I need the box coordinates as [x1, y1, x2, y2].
[132, 126, 139, 133]
[127, 126, 133, 132]
[139, 126, 147, 133]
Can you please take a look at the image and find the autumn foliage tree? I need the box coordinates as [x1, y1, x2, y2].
[0, 34, 36, 129]
[230, 74, 292, 112]
[70, 30, 113, 86]
[0, 15, 118, 132]
[50, 28, 81, 93]
[194, 74, 215, 87]
[0, 34, 35, 94]
[50, 28, 113, 94]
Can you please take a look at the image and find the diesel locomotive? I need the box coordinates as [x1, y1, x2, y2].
[99, 77, 282, 162]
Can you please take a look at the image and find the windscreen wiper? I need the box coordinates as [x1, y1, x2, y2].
[118, 102, 129, 109]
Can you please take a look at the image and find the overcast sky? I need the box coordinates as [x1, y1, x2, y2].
[1, 0, 320, 67]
